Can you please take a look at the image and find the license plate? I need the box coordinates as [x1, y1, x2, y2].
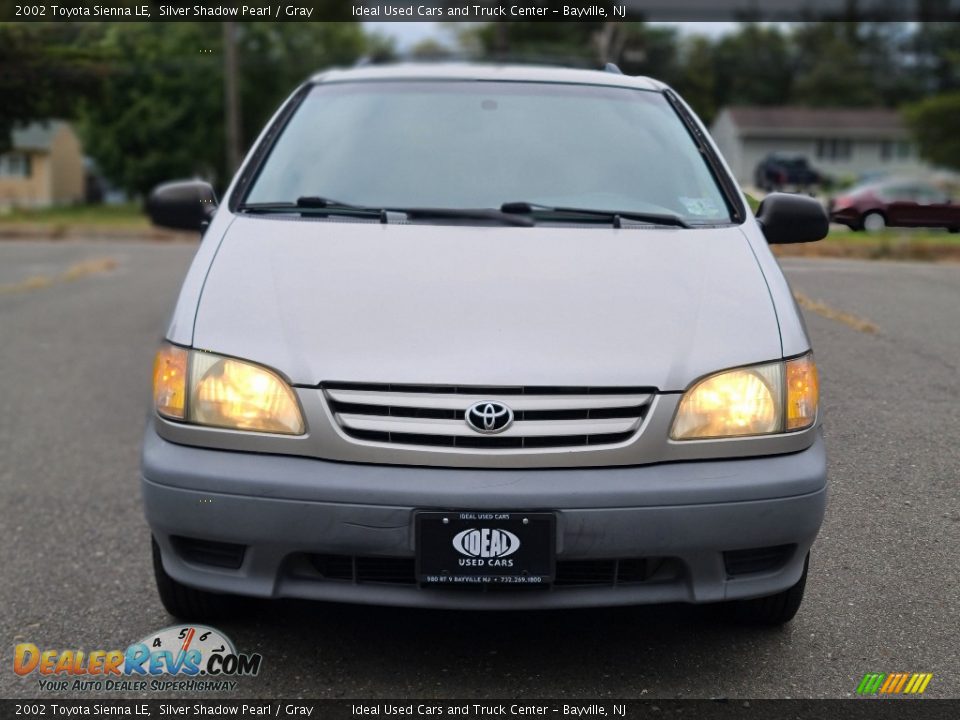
[416, 511, 555, 585]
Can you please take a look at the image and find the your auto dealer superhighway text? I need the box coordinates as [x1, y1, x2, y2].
[352, 706, 618, 717]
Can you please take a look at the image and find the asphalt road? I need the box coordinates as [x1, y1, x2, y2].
[1, 241, 957, 700]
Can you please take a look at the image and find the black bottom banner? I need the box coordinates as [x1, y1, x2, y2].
[1, 699, 956, 720]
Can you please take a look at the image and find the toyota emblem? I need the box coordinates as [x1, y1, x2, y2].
[464, 401, 514, 434]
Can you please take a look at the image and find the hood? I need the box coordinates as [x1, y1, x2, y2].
[192, 217, 781, 391]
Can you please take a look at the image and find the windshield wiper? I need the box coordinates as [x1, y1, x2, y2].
[399, 207, 534, 227]
[238, 196, 383, 217]
[500, 202, 689, 228]
[239, 199, 533, 226]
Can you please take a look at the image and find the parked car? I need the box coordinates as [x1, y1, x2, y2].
[830, 179, 959, 232]
[144, 64, 829, 625]
[754, 154, 823, 192]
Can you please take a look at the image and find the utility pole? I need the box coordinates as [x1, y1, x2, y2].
[493, 23, 509, 59]
[223, 21, 243, 174]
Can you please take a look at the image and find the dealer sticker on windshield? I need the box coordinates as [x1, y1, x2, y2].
[679, 196, 722, 217]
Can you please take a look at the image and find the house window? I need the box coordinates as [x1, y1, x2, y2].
[816, 139, 852, 161]
[880, 140, 913, 161]
[0, 153, 31, 178]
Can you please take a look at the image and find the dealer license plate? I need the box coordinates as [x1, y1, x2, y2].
[416, 511, 555, 586]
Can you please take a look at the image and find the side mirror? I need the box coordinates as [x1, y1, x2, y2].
[756, 192, 829, 244]
[146, 180, 217, 232]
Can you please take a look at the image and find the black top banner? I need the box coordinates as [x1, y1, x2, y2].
[2, 0, 959, 22]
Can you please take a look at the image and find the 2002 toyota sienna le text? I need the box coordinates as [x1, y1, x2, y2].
[143, 64, 829, 625]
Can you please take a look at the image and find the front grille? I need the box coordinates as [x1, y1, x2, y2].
[304, 554, 680, 588]
[323, 383, 653, 450]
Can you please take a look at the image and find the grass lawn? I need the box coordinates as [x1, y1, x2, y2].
[825, 228, 960, 245]
[0, 203, 148, 229]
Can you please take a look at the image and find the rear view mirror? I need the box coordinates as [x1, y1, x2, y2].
[146, 180, 217, 232]
[756, 192, 829, 244]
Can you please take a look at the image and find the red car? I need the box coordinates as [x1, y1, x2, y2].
[830, 180, 960, 232]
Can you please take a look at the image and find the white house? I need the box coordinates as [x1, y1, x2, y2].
[709, 106, 928, 186]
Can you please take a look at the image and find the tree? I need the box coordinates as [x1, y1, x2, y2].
[613, 24, 680, 82]
[78, 23, 226, 197]
[77, 22, 368, 197]
[452, 21, 679, 82]
[409, 38, 454, 61]
[235, 23, 368, 152]
[791, 22, 878, 107]
[712, 24, 793, 109]
[673, 36, 717, 122]
[0, 24, 108, 152]
[904, 93, 960, 171]
[910, 22, 960, 94]
[858, 23, 922, 106]
[461, 22, 604, 66]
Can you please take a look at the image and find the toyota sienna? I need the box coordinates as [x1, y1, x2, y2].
[144, 63, 829, 624]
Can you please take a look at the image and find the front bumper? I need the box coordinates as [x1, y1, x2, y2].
[142, 424, 827, 610]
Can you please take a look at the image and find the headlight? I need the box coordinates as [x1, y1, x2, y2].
[671, 354, 818, 440]
[152, 344, 304, 435]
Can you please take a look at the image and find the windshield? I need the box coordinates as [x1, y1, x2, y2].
[244, 80, 733, 224]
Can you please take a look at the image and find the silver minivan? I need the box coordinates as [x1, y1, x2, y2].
[144, 63, 828, 624]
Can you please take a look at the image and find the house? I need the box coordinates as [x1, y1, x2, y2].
[709, 106, 929, 186]
[0, 121, 85, 209]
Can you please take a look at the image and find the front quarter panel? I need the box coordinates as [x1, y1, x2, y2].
[740, 222, 813, 358]
[671, 84, 813, 359]
[164, 210, 235, 346]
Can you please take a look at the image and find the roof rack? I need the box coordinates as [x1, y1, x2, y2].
[604, 63, 623, 74]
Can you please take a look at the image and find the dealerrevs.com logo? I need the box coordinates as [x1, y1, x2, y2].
[14, 625, 262, 692]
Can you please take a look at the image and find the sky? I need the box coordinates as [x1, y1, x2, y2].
[366, 22, 740, 50]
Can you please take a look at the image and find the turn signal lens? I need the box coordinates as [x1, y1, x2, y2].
[671, 363, 782, 440]
[189, 353, 304, 435]
[152, 344, 188, 420]
[786, 354, 819, 431]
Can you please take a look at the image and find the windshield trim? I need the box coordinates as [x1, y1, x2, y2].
[228, 82, 312, 214]
[231, 78, 744, 226]
[662, 88, 745, 224]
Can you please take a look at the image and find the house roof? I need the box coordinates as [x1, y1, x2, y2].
[10, 120, 70, 152]
[724, 106, 905, 134]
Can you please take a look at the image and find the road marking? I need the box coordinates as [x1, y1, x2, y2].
[793, 291, 879, 334]
[0, 257, 117, 295]
[60, 257, 118, 281]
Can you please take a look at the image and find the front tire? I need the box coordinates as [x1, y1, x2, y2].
[731, 553, 809, 626]
[152, 538, 238, 621]
[862, 211, 886, 232]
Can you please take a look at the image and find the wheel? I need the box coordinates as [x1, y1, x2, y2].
[152, 538, 238, 621]
[862, 211, 886, 232]
[731, 553, 809, 626]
